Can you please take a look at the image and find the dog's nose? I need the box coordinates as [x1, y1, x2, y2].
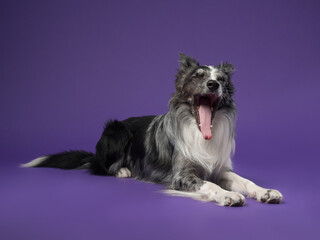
[207, 80, 220, 91]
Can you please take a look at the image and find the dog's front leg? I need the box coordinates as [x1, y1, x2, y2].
[171, 172, 245, 206]
[197, 180, 245, 206]
[219, 171, 283, 204]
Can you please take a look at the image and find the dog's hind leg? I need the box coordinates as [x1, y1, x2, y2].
[115, 168, 131, 178]
[89, 120, 133, 176]
[219, 171, 283, 204]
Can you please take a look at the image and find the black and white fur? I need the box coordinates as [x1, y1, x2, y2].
[22, 54, 283, 206]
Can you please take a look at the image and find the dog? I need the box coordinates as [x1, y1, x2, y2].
[22, 53, 283, 206]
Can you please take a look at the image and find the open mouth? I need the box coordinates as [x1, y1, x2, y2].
[194, 94, 220, 140]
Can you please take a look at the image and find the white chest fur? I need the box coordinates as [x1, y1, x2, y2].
[178, 109, 235, 173]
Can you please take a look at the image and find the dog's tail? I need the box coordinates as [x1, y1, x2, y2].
[21, 151, 95, 170]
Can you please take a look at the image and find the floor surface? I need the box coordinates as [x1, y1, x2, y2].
[1, 155, 319, 240]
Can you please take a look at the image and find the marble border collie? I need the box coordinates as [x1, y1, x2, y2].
[22, 54, 283, 206]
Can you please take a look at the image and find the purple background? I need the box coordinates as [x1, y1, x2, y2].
[1, 0, 320, 239]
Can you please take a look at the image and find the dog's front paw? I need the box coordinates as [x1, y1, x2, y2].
[256, 189, 283, 204]
[218, 191, 245, 207]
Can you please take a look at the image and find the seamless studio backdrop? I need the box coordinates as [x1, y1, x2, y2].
[0, 0, 319, 240]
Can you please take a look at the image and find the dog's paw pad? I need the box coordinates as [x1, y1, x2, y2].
[220, 192, 245, 207]
[258, 189, 283, 204]
[115, 168, 131, 178]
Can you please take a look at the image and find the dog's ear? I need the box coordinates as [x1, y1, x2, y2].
[178, 53, 199, 71]
[175, 53, 199, 91]
[216, 62, 235, 76]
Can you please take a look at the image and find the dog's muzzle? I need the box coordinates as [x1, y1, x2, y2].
[206, 80, 220, 92]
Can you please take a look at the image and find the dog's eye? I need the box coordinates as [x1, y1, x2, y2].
[217, 77, 225, 82]
[194, 69, 205, 78]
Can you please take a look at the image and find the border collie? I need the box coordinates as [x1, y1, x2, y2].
[22, 53, 283, 206]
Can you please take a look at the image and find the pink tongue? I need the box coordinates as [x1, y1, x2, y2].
[199, 98, 212, 140]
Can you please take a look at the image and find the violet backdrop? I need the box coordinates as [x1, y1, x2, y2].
[1, 0, 319, 239]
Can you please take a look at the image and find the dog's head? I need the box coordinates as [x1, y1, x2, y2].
[172, 53, 235, 140]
